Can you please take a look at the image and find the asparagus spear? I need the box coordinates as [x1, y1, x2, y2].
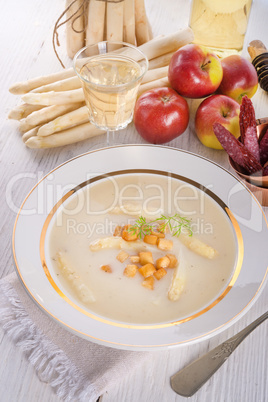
[22, 88, 84, 106]
[19, 102, 84, 132]
[25, 122, 105, 148]
[37, 105, 89, 137]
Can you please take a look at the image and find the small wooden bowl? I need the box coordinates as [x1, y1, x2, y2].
[229, 118, 268, 206]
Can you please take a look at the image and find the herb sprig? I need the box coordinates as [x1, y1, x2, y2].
[128, 214, 193, 239]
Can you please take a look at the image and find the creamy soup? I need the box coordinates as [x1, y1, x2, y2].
[48, 173, 237, 324]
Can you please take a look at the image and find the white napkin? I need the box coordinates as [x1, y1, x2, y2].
[0, 272, 150, 402]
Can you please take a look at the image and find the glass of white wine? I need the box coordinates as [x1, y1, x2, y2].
[73, 41, 148, 146]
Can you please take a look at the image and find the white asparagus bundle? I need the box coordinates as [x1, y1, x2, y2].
[29, 65, 168, 95]
[19, 102, 84, 133]
[25, 122, 105, 149]
[37, 105, 89, 137]
[16, 52, 172, 104]
[33, 74, 168, 138]
[8, 104, 44, 120]
[22, 65, 169, 107]
[22, 80, 170, 140]
[123, 0, 136, 45]
[9, 28, 195, 149]
[106, 1, 124, 42]
[85, 0, 106, 45]
[65, 0, 85, 59]
[135, 0, 150, 45]
[19, 28, 193, 105]
[10, 28, 193, 95]
[22, 75, 170, 107]
[22, 76, 169, 149]
[8, 59, 169, 119]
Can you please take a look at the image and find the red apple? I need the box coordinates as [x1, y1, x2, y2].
[168, 44, 223, 98]
[195, 94, 240, 149]
[217, 55, 258, 103]
[133, 87, 189, 144]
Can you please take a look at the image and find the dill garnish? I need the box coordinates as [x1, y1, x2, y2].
[128, 214, 192, 239]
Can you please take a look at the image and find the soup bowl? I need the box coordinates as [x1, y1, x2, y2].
[13, 145, 268, 350]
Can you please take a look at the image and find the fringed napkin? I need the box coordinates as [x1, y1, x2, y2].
[0, 272, 150, 401]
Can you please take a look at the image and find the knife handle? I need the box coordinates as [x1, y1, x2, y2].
[170, 311, 268, 397]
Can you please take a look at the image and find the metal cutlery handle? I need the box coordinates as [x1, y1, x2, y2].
[171, 311, 268, 397]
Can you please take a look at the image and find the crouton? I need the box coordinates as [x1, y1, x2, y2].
[154, 268, 167, 280]
[142, 276, 154, 290]
[124, 264, 138, 277]
[157, 238, 173, 251]
[139, 263, 156, 278]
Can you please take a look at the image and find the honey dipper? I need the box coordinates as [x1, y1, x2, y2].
[248, 40, 268, 92]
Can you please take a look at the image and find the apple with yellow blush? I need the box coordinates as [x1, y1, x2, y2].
[195, 94, 240, 149]
[168, 44, 223, 98]
[217, 55, 258, 103]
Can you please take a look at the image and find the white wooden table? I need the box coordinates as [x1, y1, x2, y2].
[0, 0, 267, 401]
